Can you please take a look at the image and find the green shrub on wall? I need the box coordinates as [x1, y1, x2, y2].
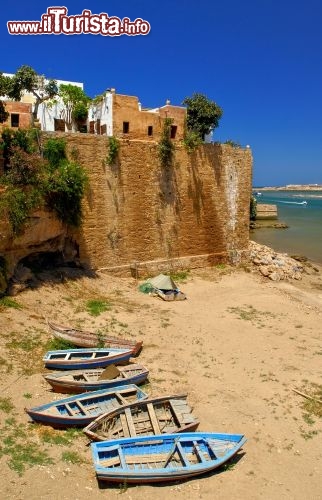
[46, 161, 88, 227]
[158, 118, 175, 167]
[43, 138, 67, 169]
[0, 132, 87, 233]
[0, 187, 41, 234]
[183, 129, 202, 153]
[106, 136, 120, 165]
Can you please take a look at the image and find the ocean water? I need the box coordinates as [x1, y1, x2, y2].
[251, 190, 322, 263]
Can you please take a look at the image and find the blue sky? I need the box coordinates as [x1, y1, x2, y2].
[1, 0, 322, 186]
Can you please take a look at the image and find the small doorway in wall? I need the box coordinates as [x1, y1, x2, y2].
[147, 125, 153, 136]
[11, 114, 19, 128]
[123, 121, 130, 134]
[54, 118, 65, 132]
[170, 125, 177, 139]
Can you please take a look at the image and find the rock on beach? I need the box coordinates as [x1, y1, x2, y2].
[249, 241, 304, 281]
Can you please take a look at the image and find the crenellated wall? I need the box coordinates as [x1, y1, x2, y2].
[39, 133, 253, 274]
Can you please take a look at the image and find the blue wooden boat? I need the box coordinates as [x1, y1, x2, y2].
[91, 432, 246, 483]
[25, 385, 148, 428]
[43, 347, 133, 370]
[44, 363, 149, 394]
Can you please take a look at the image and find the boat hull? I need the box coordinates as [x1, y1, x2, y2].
[43, 348, 132, 370]
[26, 385, 148, 428]
[84, 395, 199, 441]
[44, 364, 149, 394]
[92, 432, 246, 484]
[48, 321, 142, 356]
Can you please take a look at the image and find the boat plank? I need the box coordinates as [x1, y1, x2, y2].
[75, 401, 87, 415]
[176, 442, 190, 467]
[100, 456, 121, 468]
[123, 453, 167, 464]
[147, 403, 161, 434]
[120, 413, 130, 437]
[65, 403, 78, 416]
[118, 447, 127, 469]
[193, 441, 208, 463]
[169, 400, 185, 426]
[125, 408, 137, 437]
[116, 394, 129, 405]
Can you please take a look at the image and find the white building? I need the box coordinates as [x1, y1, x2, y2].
[3, 73, 84, 132]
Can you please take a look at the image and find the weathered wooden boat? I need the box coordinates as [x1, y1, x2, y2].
[84, 395, 199, 441]
[25, 385, 148, 428]
[91, 432, 247, 483]
[43, 347, 132, 370]
[48, 321, 142, 356]
[44, 363, 149, 394]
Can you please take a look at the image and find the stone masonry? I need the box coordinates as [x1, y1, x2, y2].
[40, 133, 253, 274]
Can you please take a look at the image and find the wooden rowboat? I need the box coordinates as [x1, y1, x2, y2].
[84, 395, 199, 441]
[25, 385, 148, 428]
[91, 432, 247, 483]
[43, 348, 132, 370]
[44, 363, 149, 394]
[48, 321, 142, 356]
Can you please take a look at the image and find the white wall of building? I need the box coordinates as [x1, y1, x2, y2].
[88, 92, 113, 135]
[3, 73, 84, 132]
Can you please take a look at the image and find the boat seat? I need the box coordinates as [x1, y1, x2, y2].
[169, 400, 184, 426]
[176, 442, 190, 467]
[117, 446, 127, 469]
[75, 401, 87, 415]
[120, 413, 130, 437]
[65, 403, 78, 416]
[125, 408, 137, 437]
[193, 441, 208, 463]
[147, 403, 161, 434]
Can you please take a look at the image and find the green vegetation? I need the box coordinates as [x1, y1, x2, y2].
[158, 118, 175, 167]
[46, 160, 88, 226]
[301, 384, 322, 419]
[224, 140, 241, 148]
[215, 263, 226, 270]
[50, 83, 90, 131]
[0, 132, 88, 233]
[43, 137, 67, 168]
[0, 397, 14, 413]
[183, 129, 202, 153]
[0, 297, 22, 309]
[5, 332, 41, 352]
[46, 337, 76, 351]
[40, 427, 82, 446]
[183, 93, 223, 140]
[2, 329, 45, 375]
[0, 66, 58, 125]
[86, 299, 111, 316]
[61, 450, 84, 464]
[170, 270, 189, 282]
[106, 136, 120, 165]
[227, 305, 277, 327]
[0, 417, 53, 475]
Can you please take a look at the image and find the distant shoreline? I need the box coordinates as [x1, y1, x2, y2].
[253, 185, 322, 191]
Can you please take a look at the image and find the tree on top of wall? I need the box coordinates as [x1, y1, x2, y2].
[182, 93, 223, 141]
[6, 65, 58, 125]
[0, 73, 12, 123]
[54, 84, 91, 132]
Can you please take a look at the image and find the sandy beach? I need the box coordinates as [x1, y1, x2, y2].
[0, 256, 321, 500]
